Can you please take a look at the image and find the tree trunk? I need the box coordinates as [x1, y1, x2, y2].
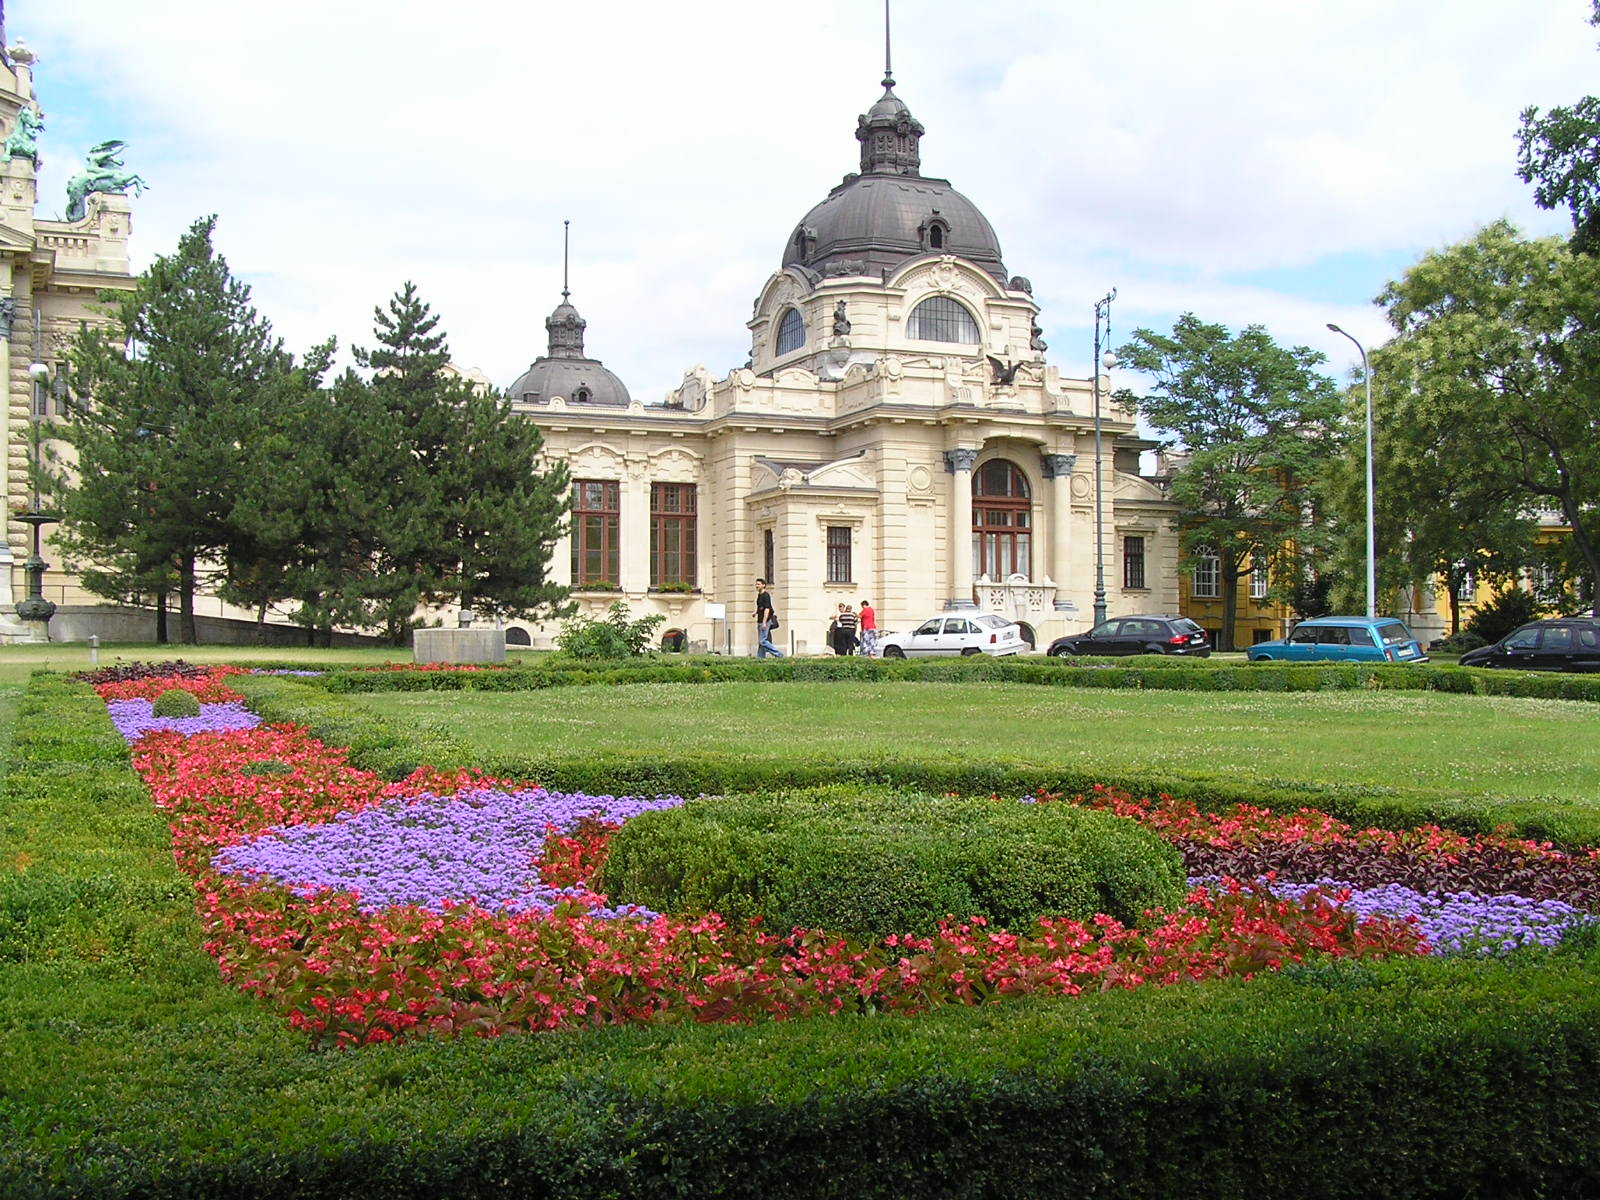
[179, 552, 198, 644]
[254, 600, 269, 645]
[154, 588, 168, 645]
[1219, 553, 1247, 653]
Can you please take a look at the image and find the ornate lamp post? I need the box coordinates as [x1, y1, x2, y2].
[20, 309, 59, 638]
[1327, 323, 1375, 620]
[1091, 289, 1117, 627]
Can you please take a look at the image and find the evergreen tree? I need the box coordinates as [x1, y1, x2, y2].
[59, 216, 291, 643]
[353, 284, 571, 640]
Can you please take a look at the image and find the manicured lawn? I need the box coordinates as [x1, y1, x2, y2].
[352, 680, 1600, 806]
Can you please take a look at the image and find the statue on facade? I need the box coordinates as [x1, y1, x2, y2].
[986, 354, 1023, 386]
[64, 140, 148, 221]
[832, 300, 851, 336]
[1029, 320, 1048, 352]
[2, 105, 41, 168]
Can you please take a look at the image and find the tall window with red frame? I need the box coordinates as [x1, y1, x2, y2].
[972, 459, 1032, 581]
[571, 479, 620, 586]
[650, 483, 697, 588]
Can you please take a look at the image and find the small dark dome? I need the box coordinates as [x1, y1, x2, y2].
[508, 294, 632, 407]
[783, 173, 1007, 283]
[508, 356, 631, 407]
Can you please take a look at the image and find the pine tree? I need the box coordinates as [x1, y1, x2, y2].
[59, 216, 291, 643]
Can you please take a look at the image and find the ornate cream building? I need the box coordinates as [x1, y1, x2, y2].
[0, 37, 1179, 650]
[505, 69, 1179, 653]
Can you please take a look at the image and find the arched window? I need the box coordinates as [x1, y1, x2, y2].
[574, 386, 591, 404]
[908, 295, 980, 343]
[972, 459, 1032, 581]
[505, 627, 532, 646]
[776, 307, 806, 355]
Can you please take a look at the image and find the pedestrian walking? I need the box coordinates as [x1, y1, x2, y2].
[858, 598, 878, 657]
[754, 578, 785, 658]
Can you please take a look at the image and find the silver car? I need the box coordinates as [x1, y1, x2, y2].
[878, 611, 1027, 658]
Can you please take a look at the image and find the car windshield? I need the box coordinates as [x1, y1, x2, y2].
[1375, 622, 1413, 646]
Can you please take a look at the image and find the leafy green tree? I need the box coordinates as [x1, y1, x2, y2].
[1373, 221, 1600, 616]
[59, 216, 293, 643]
[1517, 1, 1600, 253]
[1114, 314, 1344, 649]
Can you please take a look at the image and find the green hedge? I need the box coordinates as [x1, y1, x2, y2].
[597, 785, 1185, 935]
[306, 654, 1600, 703]
[9, 673, 1600, 1195]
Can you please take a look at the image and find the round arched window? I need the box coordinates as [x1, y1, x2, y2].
[972, 459, 1032, 581]
[908, 296, 980, 343]
[776, 307, 806, 356]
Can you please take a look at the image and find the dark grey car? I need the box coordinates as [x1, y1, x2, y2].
[1458, 618, 1600, 672]
[1047, 615, 1211, 658]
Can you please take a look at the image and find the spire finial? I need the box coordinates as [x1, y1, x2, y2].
[882, 0, 894, 90]
[561, 219, 570, 302]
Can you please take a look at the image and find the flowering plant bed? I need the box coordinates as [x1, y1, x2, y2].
[92, 671, 1599, 1049]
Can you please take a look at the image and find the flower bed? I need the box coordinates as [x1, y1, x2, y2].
[91, 671, 1600, 1049]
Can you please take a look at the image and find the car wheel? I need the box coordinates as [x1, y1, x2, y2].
[882, 645, 905, 659]
[1051, 645, 1073, 658]
[960, 646, 981, 656]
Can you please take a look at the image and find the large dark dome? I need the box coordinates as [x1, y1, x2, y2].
[782, 173, 1006, 283]
[780, 78, 1007, 284]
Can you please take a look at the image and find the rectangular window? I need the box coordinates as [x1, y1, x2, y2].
[571, 479, 620, 586]
[763, 528, 776, 585]
[1193, 549, 1220, 599]
[650, 483, 697, 588]
[1123, 536, 1146, 590]
[1456, 571, 1476, 601]
[1251, 558, 1269, 600]
[826, 526, 852, 584]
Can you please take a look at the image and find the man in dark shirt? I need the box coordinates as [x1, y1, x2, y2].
[754, 578, 784, 658]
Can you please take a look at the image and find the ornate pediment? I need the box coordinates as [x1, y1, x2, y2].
[569, 443, 625, 477]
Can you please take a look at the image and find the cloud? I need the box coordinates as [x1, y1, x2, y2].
[22, 0, 1600, 401]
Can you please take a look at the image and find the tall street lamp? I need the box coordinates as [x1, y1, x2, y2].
[1327, 323, 1375, 620]
[1092, 289, 1117, 627]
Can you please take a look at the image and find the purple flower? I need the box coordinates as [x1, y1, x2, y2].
[107, 699, 262, 743]
[1193, 875, 1596, 954]
[213, 787, 686, 918]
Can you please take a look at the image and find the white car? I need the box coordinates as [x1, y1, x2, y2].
[878, 611, 1027, 658]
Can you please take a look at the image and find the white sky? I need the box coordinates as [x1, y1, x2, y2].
[19, 0, 1599, 401]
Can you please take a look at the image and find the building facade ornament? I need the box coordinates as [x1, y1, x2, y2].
[1041, 452, 1076, 479]
[944, 447, 979, 473]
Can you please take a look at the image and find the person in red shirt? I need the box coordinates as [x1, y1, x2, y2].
[858, 599, 878, 657]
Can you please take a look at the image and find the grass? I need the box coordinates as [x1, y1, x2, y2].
[350, 680, 1600, 807]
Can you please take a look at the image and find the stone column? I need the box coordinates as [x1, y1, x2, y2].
[944, 447, 978, 609]
[621, 457, 649, 594]
[1042, 452, 1076, 610]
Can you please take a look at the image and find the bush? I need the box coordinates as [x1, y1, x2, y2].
[1466, 586, 1547, 645]
[1431, 629, 1488, 654]
[557, 601, 667, 659]
[150, 687, 202, 718]
[596, 786, 1186, 936]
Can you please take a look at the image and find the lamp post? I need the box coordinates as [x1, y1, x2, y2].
[1327, 323, 1375, 620]
[1092, 289, 1117, 627]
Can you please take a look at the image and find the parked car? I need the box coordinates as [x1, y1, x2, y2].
[1458, 617, 1600, 672]
[878, 611, 1027, 658]
[1046, 615, 1211, 658]
[1246, 615, 1428, 664]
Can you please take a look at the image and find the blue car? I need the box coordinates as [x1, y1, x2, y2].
[1247, 616, 1429, 664]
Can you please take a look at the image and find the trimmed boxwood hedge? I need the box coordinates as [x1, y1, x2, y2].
[9, 672, 1600, 1196]
[596, 786, 1186, 935]
[306, 653, 1600, 702]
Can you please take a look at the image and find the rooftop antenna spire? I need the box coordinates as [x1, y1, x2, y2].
[561, 219, 571, 302]
[882, 0, 894, 90]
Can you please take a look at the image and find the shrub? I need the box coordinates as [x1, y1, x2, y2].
[1466, 586, 1547, 645]
[597, 786, 1186, 936]
[557, 601, 667, 659]
[150, 688, 202, 718]
[1431, 629, 1488, 654]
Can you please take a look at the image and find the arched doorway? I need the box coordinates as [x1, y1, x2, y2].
[505, 627, 532, 647]
[972, 459, 1032, 582]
